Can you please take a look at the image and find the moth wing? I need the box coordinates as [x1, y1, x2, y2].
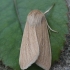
[19, 23, 39, 69]
[35, 18, 51, 70]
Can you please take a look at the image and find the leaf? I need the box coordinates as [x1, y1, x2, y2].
[0, 0, 68, 70]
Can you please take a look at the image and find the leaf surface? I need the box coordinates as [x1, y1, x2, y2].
[0, 0, 68, 70]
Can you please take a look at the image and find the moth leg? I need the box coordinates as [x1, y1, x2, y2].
[44, 4, 55, 14]
[47, 23, 57, 32]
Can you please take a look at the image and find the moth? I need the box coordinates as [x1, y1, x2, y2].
[19, 5, 56, 70]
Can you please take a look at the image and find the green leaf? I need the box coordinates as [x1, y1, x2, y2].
[0, 0, 68, 70]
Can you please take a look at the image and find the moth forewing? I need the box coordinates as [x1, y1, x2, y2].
[19, 19, 39, 69]
[35, 12, 51, 70]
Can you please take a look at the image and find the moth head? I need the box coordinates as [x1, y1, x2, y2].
[27, 10, 46, 25]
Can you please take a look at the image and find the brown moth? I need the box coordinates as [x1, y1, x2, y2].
[19, 9, 52, 70]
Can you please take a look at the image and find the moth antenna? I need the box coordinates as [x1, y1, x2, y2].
[47, 23, 58, 33]
[44, 4, 57, 32]
[44, 4, 55, 14]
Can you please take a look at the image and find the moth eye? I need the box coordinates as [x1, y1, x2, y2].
[41, 16, 46, 23]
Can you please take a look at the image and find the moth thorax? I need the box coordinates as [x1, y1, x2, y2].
[27, 10, 44, 26]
